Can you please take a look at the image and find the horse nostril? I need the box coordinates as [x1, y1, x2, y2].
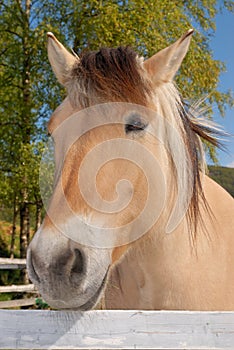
[27, 251, 41, 284]
[71, 249, 84, 275]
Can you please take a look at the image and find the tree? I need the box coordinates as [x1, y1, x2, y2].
[31, 0, 233, 159]
[0, 0, 233, 264]
[0, 0, 60, 268]
[54, 1, 233, 105]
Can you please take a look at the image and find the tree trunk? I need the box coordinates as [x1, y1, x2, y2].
[10, 195, 18, 259]
[34, 201, 42, 233]
[18, 0, 32, 286]
[20, 200, 30, 284]
[19, 203, 29, 255]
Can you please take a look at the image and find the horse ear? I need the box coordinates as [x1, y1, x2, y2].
[143, 29, 194, 83]
[47, 32, 79, 86]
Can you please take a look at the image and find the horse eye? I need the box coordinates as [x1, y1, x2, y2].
[125, 115, 147, 134]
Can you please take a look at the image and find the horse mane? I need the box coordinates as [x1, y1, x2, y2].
[178, 101, 221, 240]
[66, 46, 222, 241]
[66, 46, 152, 107]
[153, 82, 222, 240]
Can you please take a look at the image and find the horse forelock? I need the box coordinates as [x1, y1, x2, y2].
[66, 46, 152, 107]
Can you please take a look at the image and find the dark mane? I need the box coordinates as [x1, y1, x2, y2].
[179, 103, 222, 240]
[66, 46, 152, 107]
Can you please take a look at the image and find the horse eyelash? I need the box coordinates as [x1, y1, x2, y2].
[125, 115, 147, 134]
[125, 123, 146, 133]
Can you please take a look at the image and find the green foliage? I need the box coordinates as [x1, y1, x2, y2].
[0, 270, 22, 287]
[35, 297, 49, 309]
[0, 221, 21, 287]
[0, 233, 8, 258]
[48, 0, 234, 118]
[0, 0, 62, 258]
[0, 221, 20, 254]
[208, 165, 234, 197]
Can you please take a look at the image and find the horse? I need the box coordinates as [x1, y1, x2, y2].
[27, 30, 234, 311]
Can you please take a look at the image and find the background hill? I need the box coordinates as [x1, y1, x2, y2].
[208, 166, 234, 197]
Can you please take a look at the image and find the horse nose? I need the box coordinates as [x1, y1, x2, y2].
[27, 244, 85, 288]
[27, 248, 41, 284]
[69, 248, 85, 282]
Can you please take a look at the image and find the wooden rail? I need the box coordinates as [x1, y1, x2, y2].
[0, 258, 36, 308]
[0, 310, 234, 349]
[0, 284, 36, 293]
[0, 298, 36, 309]
[0, 258, 26, 270]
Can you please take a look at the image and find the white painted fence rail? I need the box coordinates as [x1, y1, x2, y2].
[0, 258, 26, 269]
[0, 284, 36, 293]
[0, 310, 234, 349]
[0, 298, 36, 309]
[0, 258, 37, 308]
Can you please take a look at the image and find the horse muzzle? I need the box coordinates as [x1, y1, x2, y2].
[26, 225, 111, 310]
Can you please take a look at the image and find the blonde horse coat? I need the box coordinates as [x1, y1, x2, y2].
[27, 30, 234, 311]
[106, 176, 234, 310]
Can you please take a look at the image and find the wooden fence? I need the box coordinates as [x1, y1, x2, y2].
[0, 258, 36, 308]
[0, 258, 27, 270]
[1, 259, 234, 349]
[0, 309, 234, 349]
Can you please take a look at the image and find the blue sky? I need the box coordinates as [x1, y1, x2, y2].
[210, 8, 234, 167]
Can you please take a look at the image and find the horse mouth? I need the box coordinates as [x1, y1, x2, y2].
[66, 267, 110, 311]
